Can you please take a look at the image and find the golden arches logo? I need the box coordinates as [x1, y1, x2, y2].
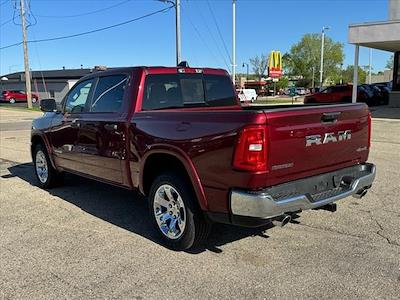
[268, 51, 283, 78]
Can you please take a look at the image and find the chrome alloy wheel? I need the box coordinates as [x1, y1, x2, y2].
[35, 150, 48, 183]
[153, 184, 186, 240]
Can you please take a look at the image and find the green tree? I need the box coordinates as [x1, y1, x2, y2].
[386, 55, 394, 69]
[275, 77, 289, 89]
[249, 54, 268, 81]
[341, 65, 367, 84]
[284, 33, 344, 87]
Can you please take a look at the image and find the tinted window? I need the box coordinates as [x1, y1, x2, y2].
[204, 74, 236, 105]
[65, 79, 93, 114]
[91, 75, 128, 113]
[142, 74, 236, 110]
[321, 87, 333, 94]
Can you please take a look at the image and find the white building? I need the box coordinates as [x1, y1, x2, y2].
[348, 0, 400, 107]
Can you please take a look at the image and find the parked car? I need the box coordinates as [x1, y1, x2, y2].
[238, 88, 258, 102]
[32, 66, 376, 250]
[360, 84, 382, 106]
[371, 82, 391, 104]
[304, 84, 373, 105]
[1, 90, 39, 104]
[296, 87, 307, 96]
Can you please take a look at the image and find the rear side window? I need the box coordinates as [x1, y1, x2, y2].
[91, 75, 128, 113]
[204, 75, 236, 106]
[142, 73, 236, 110]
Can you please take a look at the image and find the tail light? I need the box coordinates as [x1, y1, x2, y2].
[368, 112, 372, 149]
[233, 125, 267, 172]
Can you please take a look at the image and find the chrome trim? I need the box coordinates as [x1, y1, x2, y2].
[230, 163, 376, 219]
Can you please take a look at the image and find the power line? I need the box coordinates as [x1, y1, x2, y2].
[0, 5, 174, 50]
[0, 18, 13, 27]
[0, 0, 10, 7]
[192, 0, 230, 70]
[181, 3, 223, 68]
[205, 0, 232, 64]
[34, 0, 132, 18]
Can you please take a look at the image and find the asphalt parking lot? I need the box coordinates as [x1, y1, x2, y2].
[0, 106, 399, 299]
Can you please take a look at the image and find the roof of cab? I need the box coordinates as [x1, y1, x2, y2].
[78, 66, 229, 81]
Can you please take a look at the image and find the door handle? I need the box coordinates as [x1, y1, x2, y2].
[104, 124, 123, 136]
[104, 124, 118, 131]
[71, 119, 80, 128]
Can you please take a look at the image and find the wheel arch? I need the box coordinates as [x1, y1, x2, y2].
[140, 148, 208, 211]
[31, 133, 57, 169]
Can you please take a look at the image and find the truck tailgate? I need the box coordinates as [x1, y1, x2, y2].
[263, 103, 370, 186]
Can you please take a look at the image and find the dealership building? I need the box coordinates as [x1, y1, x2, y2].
[349, 0, 400, 107]
[0, 68, 91, 102]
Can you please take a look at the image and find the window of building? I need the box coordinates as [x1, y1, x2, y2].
[91, 75, 128, 113]
[64, 79, 94, 114]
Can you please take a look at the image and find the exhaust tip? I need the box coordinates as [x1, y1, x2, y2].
[354, 188, 368, 199]
[272, 214, 292, 227]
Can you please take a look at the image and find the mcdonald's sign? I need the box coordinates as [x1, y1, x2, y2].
[268, 51, 283, 78]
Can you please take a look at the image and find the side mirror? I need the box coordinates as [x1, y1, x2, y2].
[40, 98, 57, 112]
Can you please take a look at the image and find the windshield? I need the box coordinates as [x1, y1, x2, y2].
[142, 73, 237, 110]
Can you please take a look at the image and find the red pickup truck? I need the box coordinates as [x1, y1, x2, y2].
[31, 66, 376, 250]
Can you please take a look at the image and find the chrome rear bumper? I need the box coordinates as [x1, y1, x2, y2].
[230, 163, 376, 219]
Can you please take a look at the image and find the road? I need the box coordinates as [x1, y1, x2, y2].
[0, 107, 399, 299]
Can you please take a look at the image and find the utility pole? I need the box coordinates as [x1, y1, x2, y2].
[175, 0, 181, 65]
[232, 0, 236, 84]
[368, 48, 372, 84]
[319, 26, 330, 89]
[20, 0, 32, 109]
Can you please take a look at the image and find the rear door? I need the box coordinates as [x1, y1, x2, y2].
[74, 74, 129, 184]
[264, 104, 370, 185]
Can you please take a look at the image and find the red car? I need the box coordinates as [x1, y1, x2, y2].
[31, 66, 375, 250]
[1, 90, 39, 104]
[304, 85, 371, 104]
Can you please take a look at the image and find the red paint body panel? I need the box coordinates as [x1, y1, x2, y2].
[31, 67, 372, 216]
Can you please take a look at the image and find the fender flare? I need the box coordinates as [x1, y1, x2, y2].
[31, 131, 58, 170]
[139, 145, 208, 211]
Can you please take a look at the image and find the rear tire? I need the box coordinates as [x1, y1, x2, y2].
[32, 97, 38, 103]
[9, 98, 15, 104]
[148, 172, 211, 250]
[33, 144, 63, 189]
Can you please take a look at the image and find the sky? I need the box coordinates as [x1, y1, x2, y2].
[0, 0, 393, 76]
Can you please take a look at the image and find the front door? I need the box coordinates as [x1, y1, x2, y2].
[50, 79, 95, 172]
[74, 74, 129, 184]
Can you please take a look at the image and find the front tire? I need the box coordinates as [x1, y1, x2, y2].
[32, 97, 38, 103]
[149, 172, 211, 250]
[33, 144, 63, 189]
[9, 98, 16, 104]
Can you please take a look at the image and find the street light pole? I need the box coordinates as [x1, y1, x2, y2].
[242, 63, 249, 84]
[175, 0, 181, 65]
[19, 0, 33, 109]
[159, 0, 181, 65]
[319, 26, 330, 89]
[312, 66, 315, 90]
[368, 48, 372, 84]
